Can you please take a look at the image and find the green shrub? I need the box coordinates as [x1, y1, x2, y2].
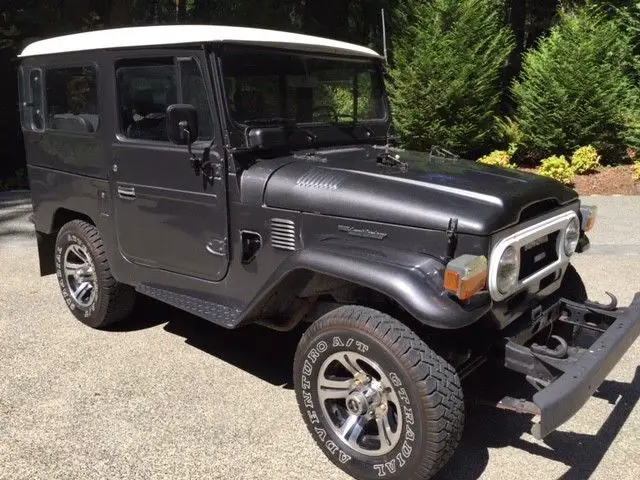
[538, 155, 575, 185]
[512, 6, 640, 156]
[496, 116, 525, 151]
[477, 150, 517, 169]
[571, 145, 601, 174]
[389, 0, 514, 157]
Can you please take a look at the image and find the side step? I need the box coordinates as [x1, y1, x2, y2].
[137, 284, 243, 329]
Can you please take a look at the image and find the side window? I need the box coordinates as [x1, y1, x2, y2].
[117, 61, 177, 142]
[18, 67, 45, 132]
[45, 66, 99, 133]
[116, 57, 213, 142]
[179, 58, 214, 140]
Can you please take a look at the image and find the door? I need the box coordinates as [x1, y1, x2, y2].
[111, 54, 229, 282]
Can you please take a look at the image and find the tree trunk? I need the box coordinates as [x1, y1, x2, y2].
[502, 0, 526, 112]
[508, 0, 526, 74]
[176, 0, 187, 23]
[528, 0, 560, 48]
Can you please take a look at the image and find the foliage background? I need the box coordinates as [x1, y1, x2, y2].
[2, 0, 640, 183]
[389, 0, 514, 158]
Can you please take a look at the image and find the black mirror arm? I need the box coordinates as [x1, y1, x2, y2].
[200, 149, 217, 184]
[180, 121, 201, 175]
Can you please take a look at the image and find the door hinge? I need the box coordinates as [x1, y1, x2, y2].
[206, 238, 227, 257]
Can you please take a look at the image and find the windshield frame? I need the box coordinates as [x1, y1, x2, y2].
[214, 44, 391, 148]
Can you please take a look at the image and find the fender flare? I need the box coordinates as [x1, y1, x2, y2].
[241, 245, 492, 329]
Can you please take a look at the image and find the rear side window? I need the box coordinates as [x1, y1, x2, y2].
[18, 67, 45, 132]
[116, 57, 213, 142]
[45, 66, 99, 133]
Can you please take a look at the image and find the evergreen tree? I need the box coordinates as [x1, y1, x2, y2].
[512, 5, 640, 156]
[389, 0, 514, 156]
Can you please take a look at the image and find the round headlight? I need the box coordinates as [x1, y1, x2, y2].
[564, 217, 580, 256]
[497, 246, 520, 294]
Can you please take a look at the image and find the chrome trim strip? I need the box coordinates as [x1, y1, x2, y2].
[489, 211, 579, 302]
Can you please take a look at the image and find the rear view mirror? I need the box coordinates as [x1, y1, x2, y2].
[167, 104, 199, 145]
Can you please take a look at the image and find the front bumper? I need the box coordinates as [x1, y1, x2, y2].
[504, 293, 640, 439]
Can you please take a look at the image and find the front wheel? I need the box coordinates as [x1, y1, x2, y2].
[293, 306, 464, 480]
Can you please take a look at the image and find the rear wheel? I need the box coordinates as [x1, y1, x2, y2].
[55, 220, 135, 328]
[293, 306, 464, 480]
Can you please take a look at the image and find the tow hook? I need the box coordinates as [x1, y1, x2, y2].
[531, 335, 569, 359]
[583, 292, 618, 311]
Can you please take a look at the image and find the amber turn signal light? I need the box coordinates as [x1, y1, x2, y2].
[580, 205, 597, 232]
[444, 255, 488, 301]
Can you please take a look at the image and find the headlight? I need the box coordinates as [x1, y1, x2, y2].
[497, 246, 520, 294]
[564, 217, 580, 256]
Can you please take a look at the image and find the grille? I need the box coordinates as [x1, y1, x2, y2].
[519, 231, 559, 280]
[270, 218, 297, 251]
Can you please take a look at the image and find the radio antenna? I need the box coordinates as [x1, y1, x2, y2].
[381, 8, 388, 63]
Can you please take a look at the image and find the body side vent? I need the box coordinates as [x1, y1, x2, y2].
[270, 218, 297, 251]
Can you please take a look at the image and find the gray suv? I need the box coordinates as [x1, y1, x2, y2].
[19, 24, 640, 480]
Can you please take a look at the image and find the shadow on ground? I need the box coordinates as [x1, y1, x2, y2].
[0, 192, 33, 240]
[112, 295, 304, 388]
[115, 298, 640, 480]
[436, 366, 640, 480]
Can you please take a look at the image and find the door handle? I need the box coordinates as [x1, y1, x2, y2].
[117, 186, 136, 200]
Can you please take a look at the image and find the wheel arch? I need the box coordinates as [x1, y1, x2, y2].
[36, 208, 97, 276]
[240, 247, 492, 330]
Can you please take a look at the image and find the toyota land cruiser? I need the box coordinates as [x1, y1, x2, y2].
[18, 25, 640, 480]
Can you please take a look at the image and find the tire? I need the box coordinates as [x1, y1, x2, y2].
[560, 264, 588, 302]
[556, 264, 593, 344]
[55, 220, 135, 328]
[293, 306, 464, 480]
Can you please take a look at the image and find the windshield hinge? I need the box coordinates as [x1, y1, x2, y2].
[445, 218, 459, 262]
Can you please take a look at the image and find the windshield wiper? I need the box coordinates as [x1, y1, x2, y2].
[429, 145, 460, 160]
[243, 118, 318, 142]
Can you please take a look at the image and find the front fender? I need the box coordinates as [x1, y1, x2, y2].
[242, 244, 492, 329]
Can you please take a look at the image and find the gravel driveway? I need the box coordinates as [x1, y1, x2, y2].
[1, 191, 640, 480]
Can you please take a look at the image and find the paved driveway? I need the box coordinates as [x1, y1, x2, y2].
[1, 191, 640, 480]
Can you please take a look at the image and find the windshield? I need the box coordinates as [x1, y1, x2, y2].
[220, 47, 388, 127]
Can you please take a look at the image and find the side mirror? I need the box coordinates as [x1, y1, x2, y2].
[247, 127, 287, 150]
[167, 104, 199, 145]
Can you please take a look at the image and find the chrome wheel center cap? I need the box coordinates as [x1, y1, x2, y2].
[346, 382, 383, 416]
[346, 391, 369, 416]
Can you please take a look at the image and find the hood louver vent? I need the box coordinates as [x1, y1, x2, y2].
[296, 168, 346, 190]
[270, 218, 297, 251]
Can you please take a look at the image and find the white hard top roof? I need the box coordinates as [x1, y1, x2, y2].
[19, 25, 381, 59]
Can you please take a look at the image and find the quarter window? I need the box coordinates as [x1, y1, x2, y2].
[116, 58, 213, 142]
[18, 68, 45, 132]
[45, 66, 99, 133]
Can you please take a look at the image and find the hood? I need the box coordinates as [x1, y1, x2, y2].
[261, 147, 578, 235]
